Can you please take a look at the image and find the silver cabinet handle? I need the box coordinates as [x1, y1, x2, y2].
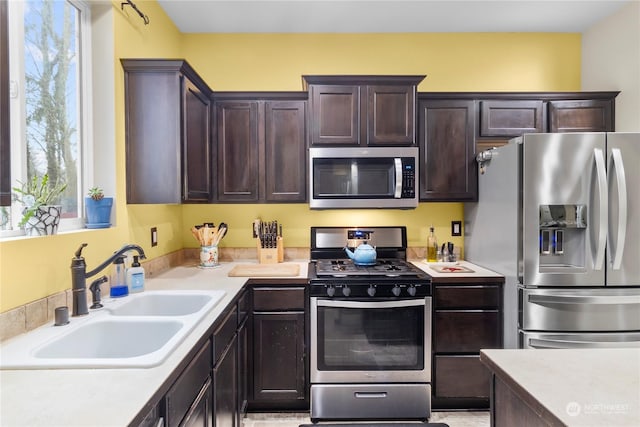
[529, 338, 640, 349]
[610, 148, 627, 270]
[593, 148, 608, 270]
[394, 158, 402, 198]
[529, 294, 640, 305]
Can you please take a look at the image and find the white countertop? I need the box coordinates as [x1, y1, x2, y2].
[412, 259, 504, 278]
[481, 348, 640, 427]
[0, 260, 308, 427]
[0, 258, 498, 426]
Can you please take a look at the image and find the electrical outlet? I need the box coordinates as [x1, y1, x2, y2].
[451, 221, 462, 236]
[151, 227, 158, 247]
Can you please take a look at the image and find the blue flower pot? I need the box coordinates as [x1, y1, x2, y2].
[85, 197, 113, 228]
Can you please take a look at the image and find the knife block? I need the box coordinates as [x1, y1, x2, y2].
[257, 237, 283, 264]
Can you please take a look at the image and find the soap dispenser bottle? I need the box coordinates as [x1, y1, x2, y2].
[127, 255, 145, 293]
[110, 255, 128, 298]
[427, 226, 438, 262]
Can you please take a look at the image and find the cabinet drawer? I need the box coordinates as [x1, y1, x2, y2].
[434, 355, 490, 398]
[253, 287, 305, 311]
[434, 311, 501, 352]
[435, 285, 500, 309]
[165, 339, 212, 427]
[479, 100, 544, 137]
[237, 290, 250, 326]
[213, 306, 238, 364]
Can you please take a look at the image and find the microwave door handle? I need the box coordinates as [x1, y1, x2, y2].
[610, 148, 627, 270]
[593, 148, 607, 270]
[394, 158, 402, 198]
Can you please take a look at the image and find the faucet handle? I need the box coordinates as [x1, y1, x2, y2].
[74, 243, 88, 258]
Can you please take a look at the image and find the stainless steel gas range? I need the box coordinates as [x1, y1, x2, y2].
[308, 226, 432, 423]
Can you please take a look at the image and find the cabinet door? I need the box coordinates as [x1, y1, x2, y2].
[124, 71, 181, 204]
[213, 334, 238, 427]
[183, 78, 212, 202]
[434, 355, 490, 399]
[264, 101, 307, 202]
[418, 99, 476, 201]
[548, 99, 613, 132]
[216, 101, 260, 202]
[434, 310, 501, 353]
[252, 312, 306, 405]
[309, 85, 360, 146]
[367, 85, 416, 146]
[181, 378, 212, 427]
[237, 316, 249, 425]
[166, 340, 212, 427]
[479, 100, 544, 137]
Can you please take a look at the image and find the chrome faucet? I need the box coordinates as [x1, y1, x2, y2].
[71, 243, 147, 316]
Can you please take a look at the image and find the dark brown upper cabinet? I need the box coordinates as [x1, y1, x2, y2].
[214, 93, 307, 203]
[122, 59, 213, 204]
[548, 99, 614, 132]
[303, 75, 425, 147]
[479, 100, 545, 137]
[418, 99, 477, 202]
[0, 0, 10, 206]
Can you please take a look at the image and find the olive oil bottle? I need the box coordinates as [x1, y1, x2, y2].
[427, 226, 438, 262]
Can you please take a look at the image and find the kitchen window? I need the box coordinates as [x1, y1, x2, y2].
[4, 0, 92, 234]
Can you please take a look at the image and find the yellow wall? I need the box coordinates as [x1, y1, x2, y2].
[0, 0, 582, 312]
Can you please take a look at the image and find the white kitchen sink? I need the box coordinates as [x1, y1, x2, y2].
[108, 291, 221, 316]
[34, 318, 185, 360]
[0, 290, 226, 369]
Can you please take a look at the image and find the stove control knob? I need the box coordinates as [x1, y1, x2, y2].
[407, 285, 417, 297]
[327, 285, 336, 297]
[342, 286, 351, 297]
[392, 286, 401, 297]
[367, 286, 376, 297]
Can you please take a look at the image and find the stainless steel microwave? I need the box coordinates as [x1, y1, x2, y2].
[309, 146, 419, 209]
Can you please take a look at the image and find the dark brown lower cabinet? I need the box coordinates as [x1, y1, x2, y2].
[214, 333, 238, 427]
[249, 285, 308, 411]
[182, 378, 213, 427]
[165, 340, 213, 427]
[432, 282, 503, 410]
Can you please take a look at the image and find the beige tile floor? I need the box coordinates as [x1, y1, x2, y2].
[243, 411, 490, 427]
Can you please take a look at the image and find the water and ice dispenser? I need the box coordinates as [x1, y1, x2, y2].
[539, 204, 587, 269]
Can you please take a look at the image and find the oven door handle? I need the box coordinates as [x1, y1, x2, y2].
[315, 298, 426, 309]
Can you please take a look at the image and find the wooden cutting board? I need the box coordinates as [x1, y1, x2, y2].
[228, 263, 301, 277]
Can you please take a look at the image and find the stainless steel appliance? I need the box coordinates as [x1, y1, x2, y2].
[309, 147, 418, 209]
[465, 133, 640, 349]
[308, 226, 432, 422]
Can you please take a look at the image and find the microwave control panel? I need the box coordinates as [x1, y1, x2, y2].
[402, 159, 416, 198]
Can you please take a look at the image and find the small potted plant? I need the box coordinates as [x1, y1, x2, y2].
[12, 174, 67, 236]
[85, 186, 113, 228]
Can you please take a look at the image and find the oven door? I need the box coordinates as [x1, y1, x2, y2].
[311, 297, 431, 383]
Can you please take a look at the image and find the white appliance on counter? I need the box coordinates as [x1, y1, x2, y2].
[465, 132, 640, 349]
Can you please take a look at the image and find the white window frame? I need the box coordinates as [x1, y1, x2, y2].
[6, 0, 93, 234]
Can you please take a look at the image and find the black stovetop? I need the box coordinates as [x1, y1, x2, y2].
[314, 258, 425, 278]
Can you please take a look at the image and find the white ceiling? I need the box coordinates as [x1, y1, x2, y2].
[156, 0, 632, 33]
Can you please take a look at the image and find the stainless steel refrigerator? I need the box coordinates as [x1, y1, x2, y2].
[464, 132, 640, 349]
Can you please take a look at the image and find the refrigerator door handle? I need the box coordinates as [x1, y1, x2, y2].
[593, 148, 607, 270]
[528, 294, 640, 305]
[528, 337, 640, 349]
[610, 148, 627, 270]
